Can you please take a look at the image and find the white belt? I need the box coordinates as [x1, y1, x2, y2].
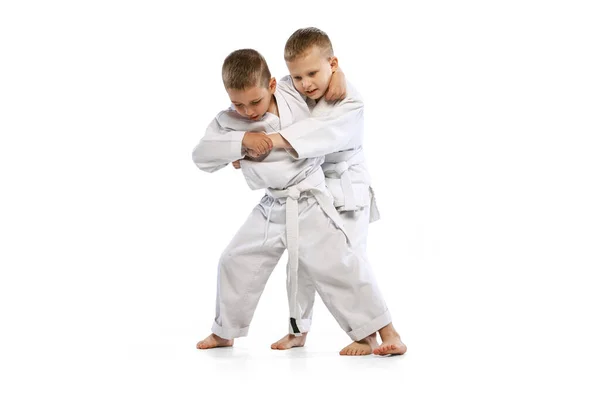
[322, 149, 365, 210]
[266, 168, 349, 335]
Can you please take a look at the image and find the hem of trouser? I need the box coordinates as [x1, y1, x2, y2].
[211, 321, 249, 340]
[346, 310, 392, 341]
[288, 318, 312, 335]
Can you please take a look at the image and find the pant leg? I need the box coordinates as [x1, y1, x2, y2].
[291, 205, 371, 334]
[296, 198, 391, 341]
[287, 262, 316, 334]
[212, 197, 286, 339]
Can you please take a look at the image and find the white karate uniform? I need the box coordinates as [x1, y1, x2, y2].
[192, 83, 390, 340]
[277, 76, 383, 333]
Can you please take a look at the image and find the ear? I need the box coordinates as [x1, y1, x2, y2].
[329, 56, 339, 73]
[268, 77, 277, 94]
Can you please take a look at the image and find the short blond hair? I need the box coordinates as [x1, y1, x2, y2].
[284, 27, 334, 62]
[222, 49, 271, 90]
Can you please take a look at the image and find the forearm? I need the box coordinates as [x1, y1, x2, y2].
[192, 135, 245, 172]
[192, 119, 246, 172]
[278, 102, 363, 158]
[269, 133, 292, 149]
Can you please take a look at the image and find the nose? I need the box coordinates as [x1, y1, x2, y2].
[301, 80, 311, 90]
[245, 106, 254, 116]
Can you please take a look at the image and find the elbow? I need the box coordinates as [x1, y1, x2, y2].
[194, 163, 219, 173]
[191, 146, 202, 164]
[193, 157, 222, 173]
[191, 142, 210, 165]
[192, 145, 214, 173]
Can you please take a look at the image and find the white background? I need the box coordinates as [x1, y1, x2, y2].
[1, 0, 599, 398]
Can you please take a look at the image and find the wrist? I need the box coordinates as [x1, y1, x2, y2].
[271, 133, 284, 148]
[274, 133, 292, 150]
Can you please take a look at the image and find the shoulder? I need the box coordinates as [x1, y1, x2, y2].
[278, 74, 294, 87]
[277, 75, 302, 98]
[214, 108, 247, 127]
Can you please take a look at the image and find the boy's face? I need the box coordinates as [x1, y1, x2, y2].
[286, 45, 338, 101]
[226, 77, 276, 120]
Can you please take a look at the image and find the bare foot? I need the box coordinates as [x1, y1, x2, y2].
[271, 332, 308, 350]
[339, 333, 378, 356]
[196, 333, 233, 349]
[374, 324, 407, 355]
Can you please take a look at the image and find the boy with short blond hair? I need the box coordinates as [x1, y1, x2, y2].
[193, 49, 392, 354]
[267, 27, 407, 355]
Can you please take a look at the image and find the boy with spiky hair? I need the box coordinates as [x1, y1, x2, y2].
[193, 49, 392, 355]
[266, 28, 407, 356]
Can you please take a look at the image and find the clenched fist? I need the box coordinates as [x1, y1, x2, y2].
[324, 69, 347, 101]
[242, 131, 272, 158]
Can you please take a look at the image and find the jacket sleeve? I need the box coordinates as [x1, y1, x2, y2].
[191, 113, 246, 173]
[278, 78, 364, 159]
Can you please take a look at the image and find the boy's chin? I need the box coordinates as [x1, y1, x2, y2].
[305, 90, 322, 99]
